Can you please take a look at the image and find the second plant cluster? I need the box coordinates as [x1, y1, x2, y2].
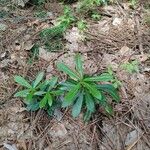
[14, 54, 120, 121]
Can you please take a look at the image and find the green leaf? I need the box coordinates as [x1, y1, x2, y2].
[14, 76, 32, 88]
[26, 90, 35, 101]
[84, 110, 92, 122]
[38, 80, 50, 90]
[72, 91, 84, 118]
[57, 63, 80, 80]
[14, 89, 29, 97]
[59, 81, 76, 91]
[48, 77, 58, 90]
[84, 73, 113, 82]
[105, 104, 114, 115]
[39, 95, 47, 108]
[75, 54, 83, 78]
[34, 91, 46, 96]
[62, 84, 80, 107]
[47, 93, 53, 106]
[26, 102, 39, 111]
[97, 84, 120, 102]
[82, 82, 102, 101]
[50, 90, 64, 96]
[85, 91, 95, 112]
[33, 72, 44, 88]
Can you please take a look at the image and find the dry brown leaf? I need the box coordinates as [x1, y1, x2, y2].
[119, 46, 132, 56]
[49, 123, 67, 138]
[65, 27, 83, 52]
[112, 18, 122, 26]
[131, 54, 149, 62]
[39, 47, 59, 61]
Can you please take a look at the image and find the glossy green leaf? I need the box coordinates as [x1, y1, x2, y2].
[85, 91, 95, 112]
[14, 89, 29, 97]
[38, 80, 50, 90]
[84, 110, 92, 122]
[39, 95, 47, 108]
[34, 91, 46, 96]
[59, 81, 76, 91]
[26, 91, 34, 101]
[57, 62, 80, 80]
[26, 102, 39, 111]
[48, 77, 58, 90]
[84, 73, 113, 82]
[97, 84, 120, 102]
[72, 91, 84, 118]
[14, 76, 32, 88]
[105, 104, 114, 115]
[33, 72, 44, 88]
[82, 82, 102, 101]
[47, 93, 53, 106]
[62, 84, 80, 107]
[75, 54, 83, 78]
[50, 90, 64, 96]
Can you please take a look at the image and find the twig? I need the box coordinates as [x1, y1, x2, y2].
[90, 125, 96, 148]
[116, 0, 128, 17]
[134, 14, 144, 55]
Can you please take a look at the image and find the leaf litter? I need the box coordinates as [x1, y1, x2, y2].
[0, 0, 150, 149]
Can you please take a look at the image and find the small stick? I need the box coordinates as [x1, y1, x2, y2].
[134, 14, 144, 55]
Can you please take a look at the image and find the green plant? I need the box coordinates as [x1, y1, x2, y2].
[14, 72, 62, 115]
[57, 54, 120, 121]
[121, 60, 139, 74]
[129, 0, 137, 7]
[77, 0, 108, 12]
[144, 13, 150, 27]
[91, 11, 101, 20]
[107, 66, 122, 88]
[77, 20, 87, 31]
[40, 6, 75, 40]
[44, 38, 63, 52]
[34, 11, 47, 18]
[28, 44, 39, 64]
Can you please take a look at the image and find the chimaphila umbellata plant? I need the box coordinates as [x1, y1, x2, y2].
[57, 54, 120, 121]
[14, 72, 62, 116]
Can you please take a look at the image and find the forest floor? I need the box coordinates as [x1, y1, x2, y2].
[0, 0, 150, 150]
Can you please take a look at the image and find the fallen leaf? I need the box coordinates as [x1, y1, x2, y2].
[65, 27, 83, 52]
[14, 0, 29, 7]
[112, 18, 122, 26]
[125, 129, 142, 147]
[39, 47, 59, 61]
[49, 123, 67, 138]
[3, 143, 18, 150]
[119, 46, 132, 56]
[23, 41, 34, 51]
[0, 23, 8, 31]
[131, 54, 149, 62]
